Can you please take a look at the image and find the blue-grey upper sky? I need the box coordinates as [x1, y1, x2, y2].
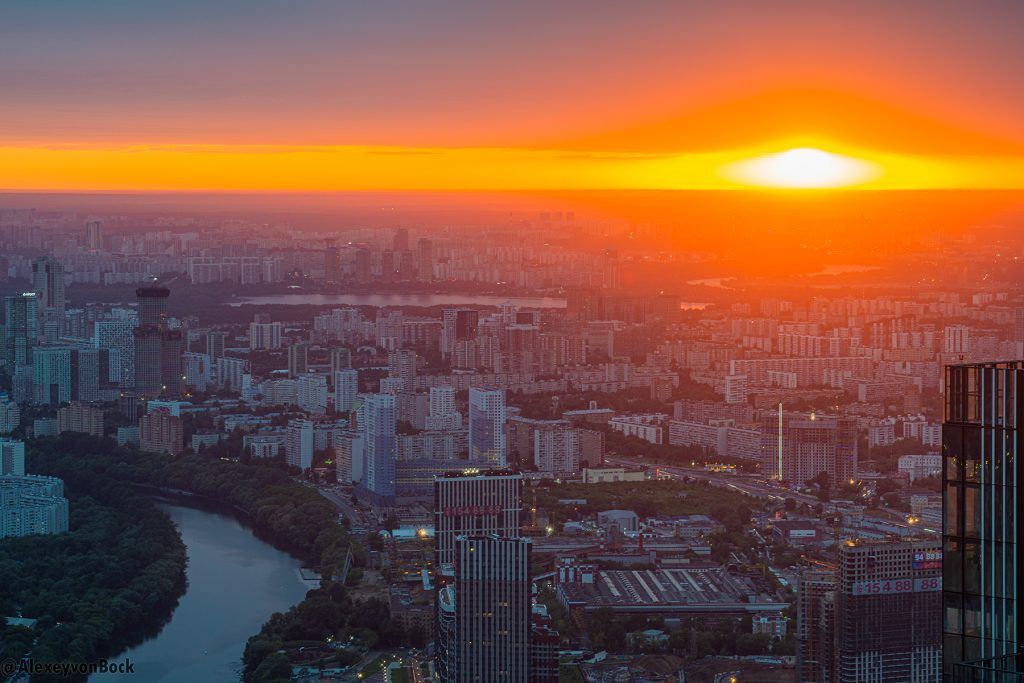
[2, 0, 1024, 151]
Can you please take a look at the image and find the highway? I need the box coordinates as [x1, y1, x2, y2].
[605, 457, 934, 535]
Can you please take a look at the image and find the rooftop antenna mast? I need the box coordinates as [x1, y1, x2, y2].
[777, 402, 783, 481]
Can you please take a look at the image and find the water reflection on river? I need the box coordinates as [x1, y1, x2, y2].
[93, 502, 311, 682]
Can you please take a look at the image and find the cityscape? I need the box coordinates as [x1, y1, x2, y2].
[2, 2, 1024, 683]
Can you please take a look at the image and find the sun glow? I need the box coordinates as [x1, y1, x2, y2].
[721, 147, 881, 189]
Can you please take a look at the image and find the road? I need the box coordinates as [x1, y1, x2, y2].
[301, 480, 374, 534]
[606, 457, 932, 534]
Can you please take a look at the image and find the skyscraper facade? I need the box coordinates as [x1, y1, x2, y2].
[2, 293, 39, 369]
[434, 470, 523, 568]
[836, 539, 942, 683]
[450, 535, 532, 682]
[133, 287, 182, 398]
[943, 361, 1022, 679]
[796, 569, 837, 683]
[31, 257, 66, 341]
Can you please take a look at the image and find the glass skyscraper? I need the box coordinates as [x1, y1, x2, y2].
[943, 361, 1021, 680]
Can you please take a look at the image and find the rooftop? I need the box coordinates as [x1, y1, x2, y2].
[559, 565, 786, 613]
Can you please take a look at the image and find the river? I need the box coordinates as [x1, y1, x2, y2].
[229, 292, 709, 310]
[229, 293, 568, 308]
[93, 501, 311, 682]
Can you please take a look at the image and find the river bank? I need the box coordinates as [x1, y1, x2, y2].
[91, 500, 311, 682]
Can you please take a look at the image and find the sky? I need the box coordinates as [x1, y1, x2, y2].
[4, 1, 1024, 192]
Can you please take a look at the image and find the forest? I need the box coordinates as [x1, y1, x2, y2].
[0, 447, 187, 682]
[11, 433, 409, 683]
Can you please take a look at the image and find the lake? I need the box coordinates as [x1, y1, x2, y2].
[93, 501, 311, 682]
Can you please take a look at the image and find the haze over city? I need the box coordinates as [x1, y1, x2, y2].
[0, 2, 1020, 683]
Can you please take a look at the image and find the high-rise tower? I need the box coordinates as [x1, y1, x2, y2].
[943, 361, 1023, 679]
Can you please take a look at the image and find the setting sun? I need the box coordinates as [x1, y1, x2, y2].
[721, 147, 881, 189]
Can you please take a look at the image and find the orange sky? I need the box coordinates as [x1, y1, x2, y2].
[4, 2, 1024, 191]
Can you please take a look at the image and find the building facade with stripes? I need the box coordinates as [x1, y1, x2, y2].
[943, 361, 1022, 680]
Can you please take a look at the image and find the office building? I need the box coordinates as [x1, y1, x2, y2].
[469, 387, 506, 465]
[943, 361, 1022, 678]
[2, 293, 39, 369]
[31, 257, 66, 341]
[0, 475, 69, 538]
[133, 287, 182, 398]
[434, 470, 523, 568]
[836, 539, 942, 683]
[443, 535, 532, 682]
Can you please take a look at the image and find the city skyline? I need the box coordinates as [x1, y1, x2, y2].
[2, 3, 1022, 682]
